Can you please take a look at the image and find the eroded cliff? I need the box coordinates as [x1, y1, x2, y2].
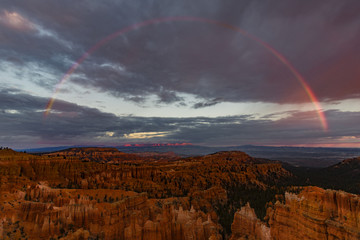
[2, 148, 359, 239]
[0, 149, 290, 239]
[230, 186, 360, 240]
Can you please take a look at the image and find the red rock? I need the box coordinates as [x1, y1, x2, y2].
[230, 187, 360, 240]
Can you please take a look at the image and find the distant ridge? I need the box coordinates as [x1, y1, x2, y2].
[15, 145, 360, 167]
[15, 146, 86, 153]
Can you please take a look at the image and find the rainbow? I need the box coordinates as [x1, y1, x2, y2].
[44, 16, 328, 131]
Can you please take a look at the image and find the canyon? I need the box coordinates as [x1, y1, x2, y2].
[231, 186, 360, 240]
[0, 147, 359, 239]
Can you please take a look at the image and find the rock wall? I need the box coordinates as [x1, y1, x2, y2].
[230, 186, 360, 240]
[1, 182, 223, 240]
[6, 148, 345, 240]
[230, 203, 270, 240]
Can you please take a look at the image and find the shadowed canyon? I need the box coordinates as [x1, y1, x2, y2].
[0, 147, 359, 239]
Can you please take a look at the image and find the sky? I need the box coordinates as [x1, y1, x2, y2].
[1, 0, 360, 149]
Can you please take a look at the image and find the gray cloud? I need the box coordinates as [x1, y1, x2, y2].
[1, 89, 360, 148]
[0, 0, 359, 104]
[193, 98, 222, 109]
[157, 90, 184, 104]
[1, 1, 360, 148]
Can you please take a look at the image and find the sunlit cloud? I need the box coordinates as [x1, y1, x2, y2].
[0, 10, 35, 31]
[0, 10, 73, 49]
[124, 131, 170, 139]
[339, 136, 358, 140]
[105, 131, 115, 137]
[4, 109, 20, 114]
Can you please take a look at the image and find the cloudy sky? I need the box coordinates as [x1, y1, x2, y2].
[1, 0, 360, 149]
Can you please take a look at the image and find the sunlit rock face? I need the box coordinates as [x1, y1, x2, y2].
[230, 186, 360, 240]
[2, 181, 223, 240]
[2, 148, 285, 239]
[269, 187, 360, 240]
[230, 203, 270, 240]
[1, 148, 359, 239]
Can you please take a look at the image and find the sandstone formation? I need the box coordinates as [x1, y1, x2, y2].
[230, 186, 360, 240]
[1, 148, 289, 239]
[2, 181, 222, 240]
[1, 148, 359, 239]
[230, 203, 270, 240]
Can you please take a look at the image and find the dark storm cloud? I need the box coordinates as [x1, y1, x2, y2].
[193, 98, 222, 109]
[167, 110, 360, 146]
[1, 0, 360, 148]
[157, 90, 184, 104]
[1, 89, 360, 148]
[0, 88, 44, 110]
[1, 0, 359, 104]
[0, 89, 172, 146]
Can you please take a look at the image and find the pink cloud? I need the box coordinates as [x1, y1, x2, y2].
[0, 10, 35, 32]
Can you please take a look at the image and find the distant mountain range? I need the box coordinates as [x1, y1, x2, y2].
[16, 144, 360, 168]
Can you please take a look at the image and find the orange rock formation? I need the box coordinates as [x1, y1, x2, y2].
[230, 186, 360, 240]
[3, 149, 284, 239]
[1, 148, 359, 239]
[230, 203, 270, 240]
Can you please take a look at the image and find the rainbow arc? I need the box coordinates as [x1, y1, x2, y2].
[44, 16, 328, 131]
